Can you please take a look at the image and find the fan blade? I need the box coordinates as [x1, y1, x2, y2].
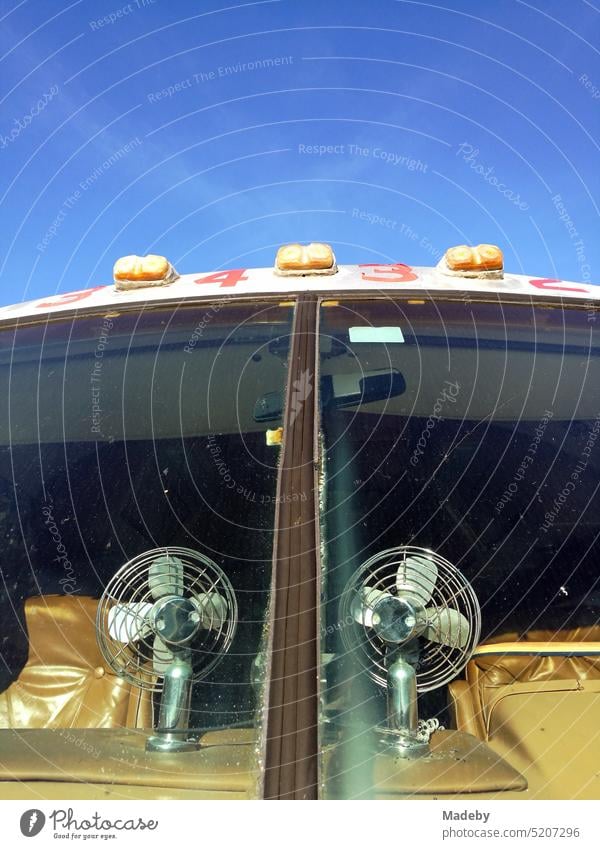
[149, 554, 184, 599]
[152, 633, 176, 675]
[192, 591, 228, 629]
[108, 602, 153, 642]
[396, 554, 438, 606]
[424, 607, 470, 649]
[351, 586, 393, 627]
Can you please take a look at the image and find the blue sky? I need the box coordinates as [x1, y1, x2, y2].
[0, 0, 599, 305]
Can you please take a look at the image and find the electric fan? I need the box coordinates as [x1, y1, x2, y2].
[96, 547, 237, 752]
[339, 546, 480, 757]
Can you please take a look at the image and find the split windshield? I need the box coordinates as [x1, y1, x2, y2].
[2, 291, 600, 795]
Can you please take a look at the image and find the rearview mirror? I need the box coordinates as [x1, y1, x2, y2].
[253, 369, 406, 422]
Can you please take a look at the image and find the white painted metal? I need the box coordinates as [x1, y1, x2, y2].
[1, 263, 597, 323]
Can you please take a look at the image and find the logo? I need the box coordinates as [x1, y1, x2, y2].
[19, 810, 46, 837]
[289, 368, 313, 425]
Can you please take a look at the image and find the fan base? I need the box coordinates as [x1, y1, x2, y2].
[377, 727, 430, 759]
[146, 732, 199, 753]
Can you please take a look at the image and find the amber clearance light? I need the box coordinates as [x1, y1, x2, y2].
[113, 254, 178, 290]
[274, 242, 337, 276]
[440, 244, 504, 278]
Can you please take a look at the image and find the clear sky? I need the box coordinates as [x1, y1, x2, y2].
[1, 0, 599, 305]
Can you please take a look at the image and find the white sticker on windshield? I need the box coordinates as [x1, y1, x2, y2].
[349, 326, 405, 343]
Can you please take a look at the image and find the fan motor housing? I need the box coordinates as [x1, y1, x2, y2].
[152, 596, 201, 645]
[372, 595, 426, 645]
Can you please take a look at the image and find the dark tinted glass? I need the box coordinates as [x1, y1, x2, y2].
[0, 301, 293, 758]
[318, 296, 600, 796]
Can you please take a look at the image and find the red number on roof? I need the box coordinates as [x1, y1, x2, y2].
[359, 263, 418, 283]
[194, 269, 249, 288]
[529, 278, 588, 293]
[36, 286, 107, 309]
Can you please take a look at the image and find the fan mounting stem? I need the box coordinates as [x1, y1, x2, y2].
[146, 654, 196, 753]
[384, 655, 429, 758]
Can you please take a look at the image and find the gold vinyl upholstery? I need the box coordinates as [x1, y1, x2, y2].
[448, 631, 600, 798]
[0, 598, 258, 797]
[0, 595, 152, 730]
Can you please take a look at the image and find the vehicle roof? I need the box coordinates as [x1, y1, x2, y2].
[1, 263, 598, 323]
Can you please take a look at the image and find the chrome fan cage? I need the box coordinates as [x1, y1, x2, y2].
[96, 546, 237, 692]
[339, 546, 481, 693]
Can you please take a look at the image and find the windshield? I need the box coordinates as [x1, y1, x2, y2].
[317, 296, 600, 798]
[0, 300, 294, 794]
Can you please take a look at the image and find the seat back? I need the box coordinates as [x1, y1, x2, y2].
[448, 637, 600, 798]
[0, 595, 152, 729]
